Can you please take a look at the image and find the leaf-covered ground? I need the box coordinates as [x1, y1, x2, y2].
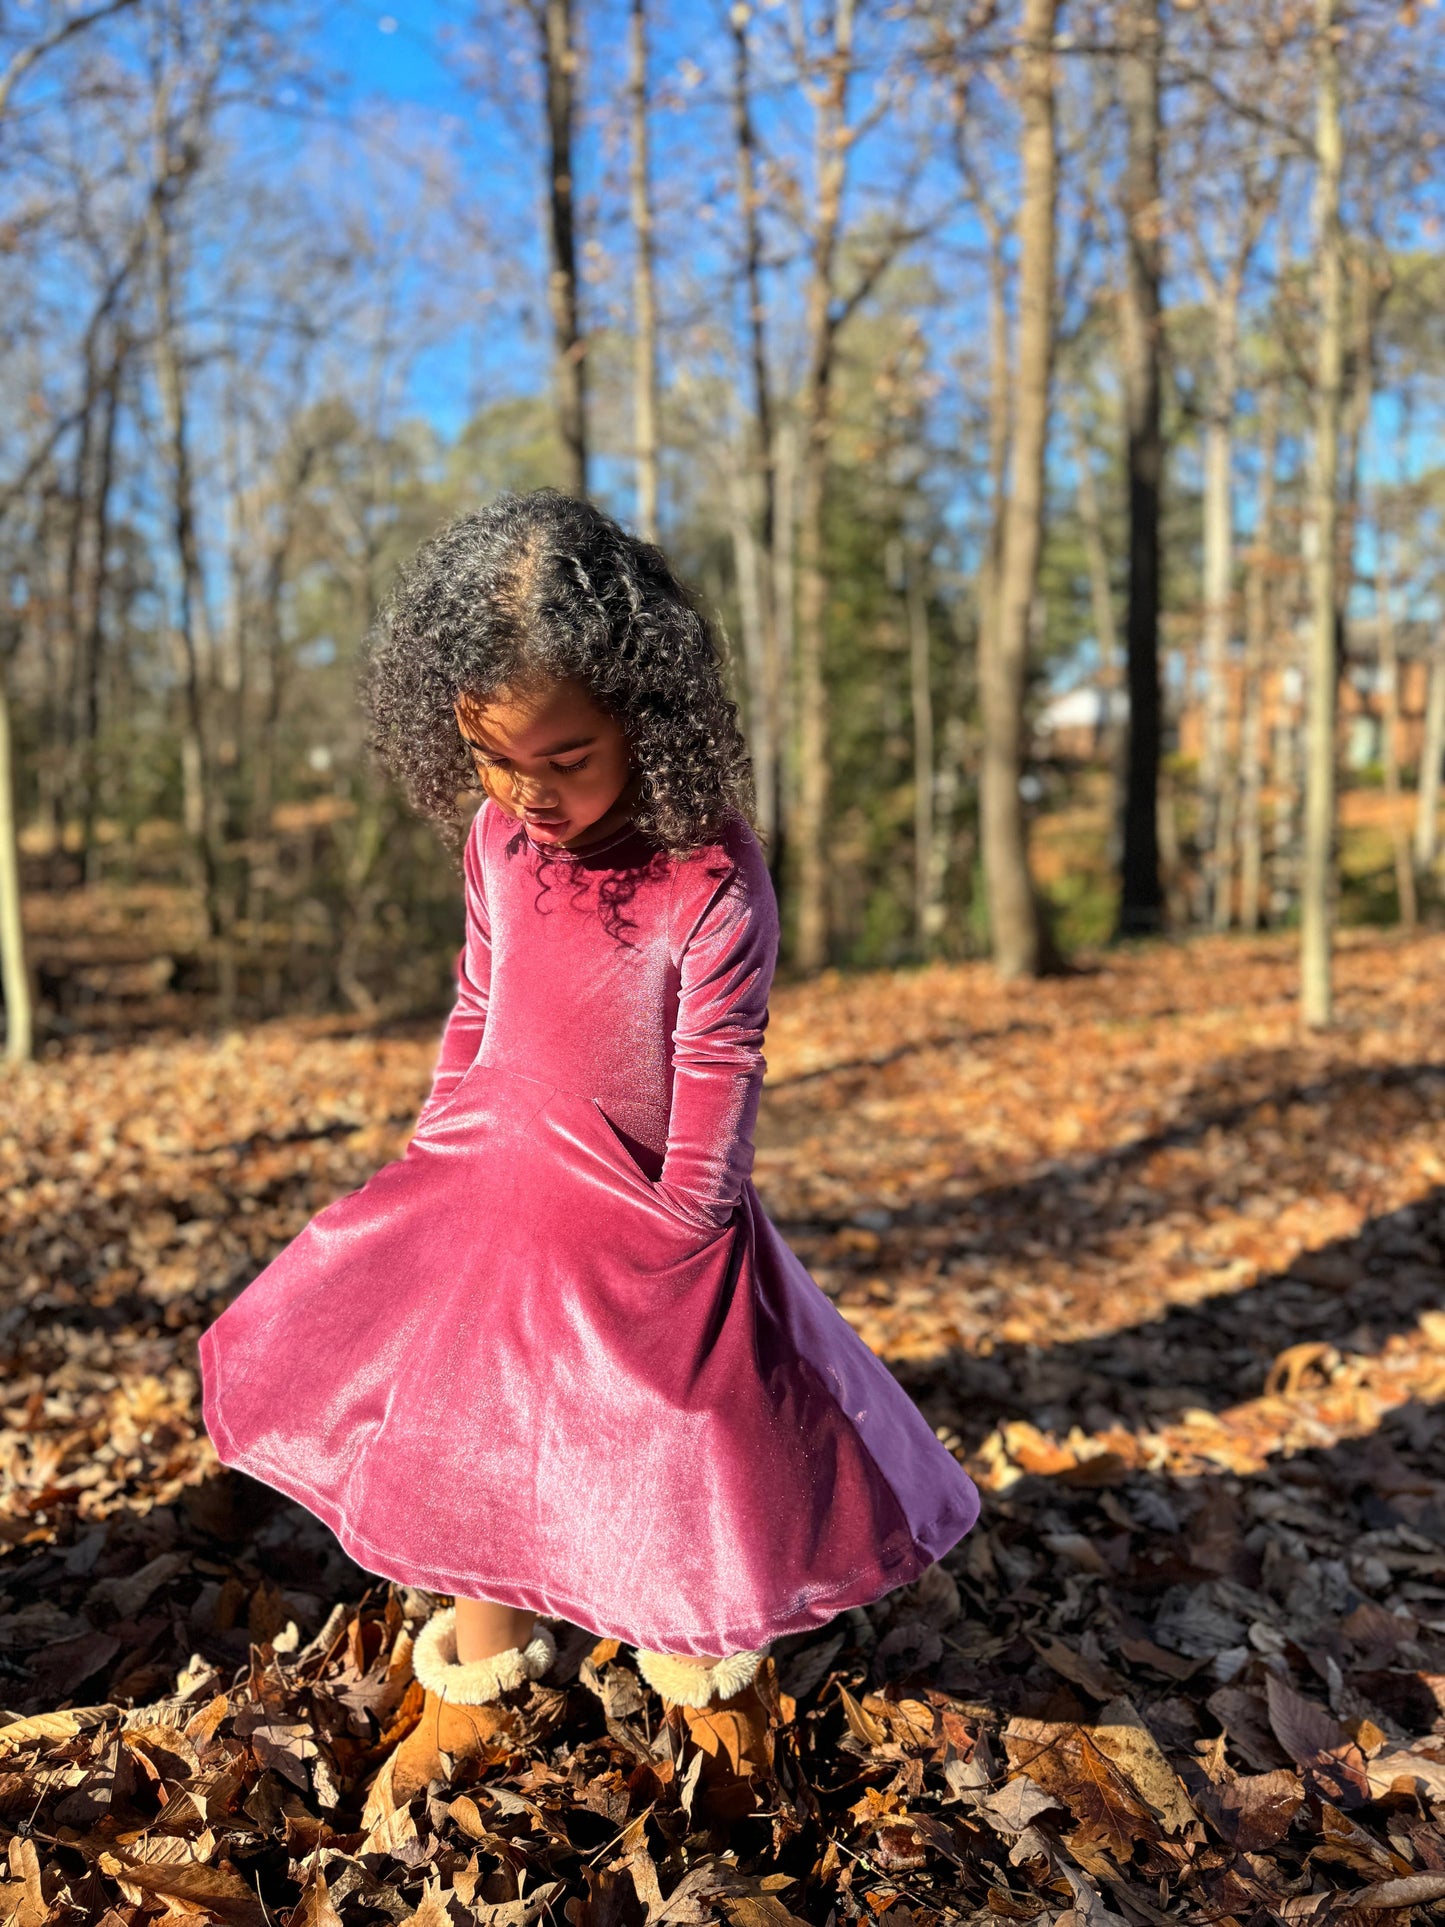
[4, 928, 1445, 1925]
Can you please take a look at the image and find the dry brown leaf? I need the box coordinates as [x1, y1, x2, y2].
[1092, 1698, 1197, 1833]
[1004, 1717, 1160, 1864]
[288, 1869, 344, 1927]
[1204, 1769, 1305, 1851]
[401, 1877, 455, 1925]
[96, 1852, 266, 1927]
[837, 1684, 886, 1747]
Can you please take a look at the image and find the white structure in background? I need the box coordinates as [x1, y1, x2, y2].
[1035, 684, 1130, 760]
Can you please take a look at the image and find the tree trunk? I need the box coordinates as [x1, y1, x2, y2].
[791, 0, 855, 974]
[541, 0, 586, 497]
[628, 0, 658, 539]
[1415, 634, 1445, 874]
[726, 465, 774, 844]
[1067, 395, 1125, 872]
[1238, 384, 1279, 933]
[907, 561, 935, 954]
[770, 416, 798, 889]
[1068, 402, 1118, 739]
[0, 648, 33, 1065]
[79, 341, 122, 882]
[1302, 0, 1344, 1028]
[729, 4, 780, 851]
[1115, 0, 1165, 937]
[1202, 275, 1241, 930]
[927, 700, 969, 949]
[1376, 578, 1416, 930]
[980, 0, 1056, 980]
[973, 210, 1011, 732]
[148, 121, 222, 937]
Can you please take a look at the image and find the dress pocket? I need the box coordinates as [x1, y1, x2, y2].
[588, 1102, 660, 1187]
[570, 1094, 722, 1241]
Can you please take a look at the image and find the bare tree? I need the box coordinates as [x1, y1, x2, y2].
[628, 0, 658, 537]
[144, 8, 227, 935]
[791, 0, 856, 972]
[1178, 162, 1283, 930]
[1066, 392, 1120, 768]
[894, 546, 935, 951]
[0, 615, 32, 1064]
[1301, 0, 1344, 1028]
[1115, 0, 1165, 938]
[788, 0, 927, 966]
[1416, 631, 1445, 877]
[543, 0, 587, 496]
[1236, 380, 1280, 933]
[0, 0, 138, 122]
[978, 0, 1058, 979]
[1365, 328, 1417, 932]
[727, 1, 782, 855]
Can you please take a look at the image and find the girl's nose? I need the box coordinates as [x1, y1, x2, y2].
[513, 771, 558, 807]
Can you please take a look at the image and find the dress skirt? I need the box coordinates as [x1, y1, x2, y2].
[200, 1060, 980, 1657]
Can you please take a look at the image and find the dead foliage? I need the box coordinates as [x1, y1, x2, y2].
[3, 929, 1445, 1923]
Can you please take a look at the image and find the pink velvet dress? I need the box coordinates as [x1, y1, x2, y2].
[199, 804, 979, 1657]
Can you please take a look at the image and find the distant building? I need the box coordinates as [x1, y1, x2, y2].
[1036, 618, 1441, 774]
[1035, 685, 1129, 761]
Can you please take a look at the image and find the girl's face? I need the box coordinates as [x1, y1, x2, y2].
[454, 677, 633, 850]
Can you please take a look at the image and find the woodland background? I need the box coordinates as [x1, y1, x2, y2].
[0, 0, 1442, 1038]
[6, 5, 1445, 1927]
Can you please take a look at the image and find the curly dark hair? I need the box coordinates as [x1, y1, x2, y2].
[361, 490, 754, 855]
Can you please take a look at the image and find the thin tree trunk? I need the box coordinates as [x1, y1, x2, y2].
[148, 124, 221, 937]
[79, 341, 122, 882]
[729, 4, 780, 851]
[927, 702, 969, 948]
[980, 0, 1056, 979]
[1069, 403, 1118, 731]
[1415, 635, 1445, 874]
[1067, 395, 1125, 868]
[726, 464, 774, 843]
[1116, 0, 1165, 937]
[792, 0, 855, 973]
[1202, 275, 1241, 930]
[61, 362, 97, 789]
[1238, 383, 1279, 933]
[771, 416, 798, 886]
[1157, 756, 1187, 928]
[907, 561, 934, 953]
[0, 647, 33, 1065]
[541, 0, 586, 497]
[974, 211, 1011, 724]
[628, 0, 658, 539]
[1375, 555, 1417, 929]
[1302, 0, 1344, 1028]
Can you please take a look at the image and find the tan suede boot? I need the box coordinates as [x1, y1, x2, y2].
[392, 1608, 556, 1800]
[634, 1647, 775, 1821]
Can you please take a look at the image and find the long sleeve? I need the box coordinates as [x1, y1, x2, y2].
[415, 808, 492, 1130]
[657, 837, 778, 1230]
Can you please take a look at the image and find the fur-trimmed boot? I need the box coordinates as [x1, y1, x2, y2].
[392, 1608, 556, 1800]
[634, 1648, 775, 1820]
[633, 1649, 765, 1708]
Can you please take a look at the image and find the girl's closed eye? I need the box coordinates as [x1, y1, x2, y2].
[553, 756, 590, 774]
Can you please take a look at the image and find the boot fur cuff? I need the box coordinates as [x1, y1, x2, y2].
[413, 1608, 555, 1704]
[634, 1646, 765, 1709]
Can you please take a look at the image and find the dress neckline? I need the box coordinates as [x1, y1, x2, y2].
[524, 819, 641, 863]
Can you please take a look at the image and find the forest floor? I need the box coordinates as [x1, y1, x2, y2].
[4, 927, 1445, 1925]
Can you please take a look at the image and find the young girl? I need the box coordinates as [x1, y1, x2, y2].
[199, 490, 978, 1784]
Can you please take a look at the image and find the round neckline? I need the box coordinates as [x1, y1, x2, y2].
[524, 819, 641, 862]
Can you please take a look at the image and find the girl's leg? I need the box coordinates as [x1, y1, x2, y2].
[454, 1596, 537, 1664]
